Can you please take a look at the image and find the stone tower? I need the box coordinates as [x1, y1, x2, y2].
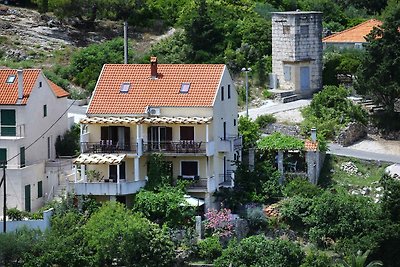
[271, 11, 323, 98]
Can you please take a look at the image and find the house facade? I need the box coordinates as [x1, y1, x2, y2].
[271, 11, 323, 98]
[322, 19, 382, 50]
[71, 58, 241, 209]
[0, 69, 69, 215]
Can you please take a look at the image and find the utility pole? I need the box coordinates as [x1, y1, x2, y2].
[0, 162, 6, 233]
[241, 67, 252, 117]
[124, 21, 128, 64]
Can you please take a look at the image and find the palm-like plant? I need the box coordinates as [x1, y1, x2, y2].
[342, 250, 383, 267]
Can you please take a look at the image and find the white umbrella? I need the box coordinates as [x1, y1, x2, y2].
[385, 164, 400, 179]
[181, 194, 205, 207]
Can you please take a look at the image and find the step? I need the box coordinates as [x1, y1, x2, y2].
[281, 94, 299, 103]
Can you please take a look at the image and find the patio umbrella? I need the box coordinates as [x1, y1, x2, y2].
[181, 195, 205, 207]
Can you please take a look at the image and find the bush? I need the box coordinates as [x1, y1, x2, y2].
[245, 205, 268, 234]
[300, 250, 335, 267]
[255, 114, 276, 128]
[280, 196, 314, 230]
[6, 208, 29, 221]
[238, 116, 261, 150]
[301, 85, 367, 139]
[197, 236, 223, 263]
[214, 235, 304, 267]
[283, 178, 322, 198]
[55, 124, 80, 157]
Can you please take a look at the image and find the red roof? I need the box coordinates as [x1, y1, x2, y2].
[304, 140, 318, 151]
[323, 19, 382, 43]
[0, 69, 69, 105]
[88, 64, 226, 115]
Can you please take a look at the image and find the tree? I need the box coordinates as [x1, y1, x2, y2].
[238, 116, 261, 150]
[355, 2, 400, 114]
[84, 201, 175, 267]
[133, 185, 196, 227]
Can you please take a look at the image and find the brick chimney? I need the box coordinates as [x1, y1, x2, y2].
[17, 69, 23, 99]
[150, 56, 157, 79]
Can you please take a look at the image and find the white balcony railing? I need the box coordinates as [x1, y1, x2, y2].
[71, 180, 146, 196]
[0, 124, 25, 138]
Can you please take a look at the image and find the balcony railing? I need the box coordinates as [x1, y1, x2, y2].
[233, 136, 243, 150]
[71, 180, 146, 195]
[81, 141, 137, 154]
[144, 141, 206, 154]
[219, 170, 235, 187]
[0, 124, 25, 138]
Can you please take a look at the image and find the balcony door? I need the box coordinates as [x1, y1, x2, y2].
[148, 126, 172, 150]
[109, 161, 126, 182]
[180, 126, 194, 140]
[101, 126, 130, 150]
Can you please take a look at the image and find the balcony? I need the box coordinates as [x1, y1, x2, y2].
[72, 180, 146, 196]
[219, 170, 235, 187]
[233, 136, 243, 150]
[143, 141, 206, 155]
[0, 124, 25, 138]
[81, 141, 137, 154]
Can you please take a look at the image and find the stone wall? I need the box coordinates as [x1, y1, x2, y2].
[335, 122, 367, 146]
[263, 123, 302, 138]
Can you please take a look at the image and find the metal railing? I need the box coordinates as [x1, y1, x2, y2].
[143, 141, 206, 154]
[81, 141, 137, 154]
[219, 170, 234, 186]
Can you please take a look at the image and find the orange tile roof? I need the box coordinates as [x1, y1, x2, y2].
[47, 80, 69, 98]
[304, 140, 318, 151]
[88, 64, 225, 115]
[323, 19, 382, 43]
[0, 69, 68, 105]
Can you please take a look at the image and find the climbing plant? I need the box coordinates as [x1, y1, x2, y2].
[257, 132, 304, 151]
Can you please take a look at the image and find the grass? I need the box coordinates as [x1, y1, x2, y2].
[319, 154, 389, 188]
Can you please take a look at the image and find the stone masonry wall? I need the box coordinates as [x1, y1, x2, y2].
[272, 12, 323, 97]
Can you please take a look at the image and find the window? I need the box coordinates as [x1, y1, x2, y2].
[6, 75, 16, 84]
[0, 148, 6, 166]
[1, 109, 16, 136]
[120, 82, 130, 93]
[223, 121, 226, 140]
[180, 126, 194, 140]
[20, 147, 25, 168]
[181, 161, 198, 177]
[221, 86, 224, 101]
[43, 105, 47, 117]
[180, 83, 190, 93]
[47, 136, 51, 159]
[300, 25, 309, 37]
[38, 181, 43, 198]
[39, 81, 42, 88]
[283, 25, 290, 34]
[233, 119, 236, 126]
[284, 65, 292, 81]
[228, 85, 231, 99]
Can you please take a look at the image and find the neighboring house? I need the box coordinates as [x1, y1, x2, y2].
[322, 19, 382, 50]
[0, 69, 70, 215]
[71, 58, 241, 209]
[271, 11, 323, 98]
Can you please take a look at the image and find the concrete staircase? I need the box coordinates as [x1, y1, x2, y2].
[350, 97, 385, 114]
[270, 89, 299, 103]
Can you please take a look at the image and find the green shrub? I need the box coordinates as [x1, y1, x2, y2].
[301, 85, 367, 139]
[283, 178, 322, 198]
[255, 114, 276, 128]
[197, 236, 223, 263]
[280, 196, 313, 230]
[214, 235, 304, 267]
[245, 205, 268, 234]
[6, 208, 28, 221]
[300, 250, 335, 267]
[55, 124, 80, 157]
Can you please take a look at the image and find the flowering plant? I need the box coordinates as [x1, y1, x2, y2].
[204, 208, 234, 237]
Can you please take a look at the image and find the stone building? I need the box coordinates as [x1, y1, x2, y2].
[271, 11, 323, 98]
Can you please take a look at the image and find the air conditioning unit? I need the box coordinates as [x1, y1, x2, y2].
[148, 107, 161, 116]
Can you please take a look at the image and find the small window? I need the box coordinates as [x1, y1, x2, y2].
[120, 82, 131, 93]
[233, 119, 236, 126]
[180, 83, 191, 93]
[181, 161, 198, 177]
[221, 86, 224, 101]
[6, 75, 16, 84]
[284, 65, 292, 81]
[43, 105, 47, 117]
[38, 181, 43, 198]
[20, 147, 25, 168]
[228, 84, 231, 99]
[300, 25, 309, 37]
[39, 81, 42, 88]
[283, 25, 290, 34]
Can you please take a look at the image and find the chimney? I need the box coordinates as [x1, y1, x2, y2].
[17, 69, 23, 99]
[311, 128, 317, 142]
[150, 56, 157, 79]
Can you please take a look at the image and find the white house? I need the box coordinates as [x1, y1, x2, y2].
[71, 58, 242, 209]
[0, 69, 69, 215]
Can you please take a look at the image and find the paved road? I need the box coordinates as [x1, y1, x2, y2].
[328, 143, 400, 163]
[239, 99, 311, 120]
[67, 99, 88, 124]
